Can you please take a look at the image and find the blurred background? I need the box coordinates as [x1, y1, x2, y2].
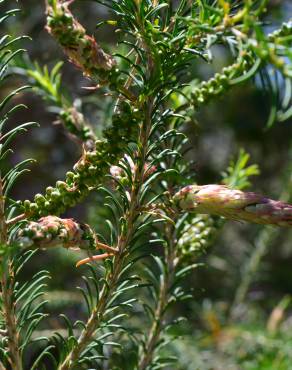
[1, 0, 292, 368]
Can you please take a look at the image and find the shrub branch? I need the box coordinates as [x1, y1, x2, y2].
[0, 179, 22, 370]
[58, 92, 154, 369]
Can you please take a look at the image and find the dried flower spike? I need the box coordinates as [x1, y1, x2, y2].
[15, 216, 117, 266]
[173, 185, 292, 227]
[16, 216, 96, 250]
[46, 0, 116, 82]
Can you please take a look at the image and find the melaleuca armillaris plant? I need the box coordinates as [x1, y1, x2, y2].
[0, 0, 291, 369]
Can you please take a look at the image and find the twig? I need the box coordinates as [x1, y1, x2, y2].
[6, 213, 26, 227]
[0, 179, 22, 370]
[138, 222, 178, 370]
[58, 98, 155, 370]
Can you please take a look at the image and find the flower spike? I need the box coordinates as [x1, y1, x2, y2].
[16, 216, 96, 250]
[15, 216, 118, 267]
[173, 185, 292, 227]
[45, 0, 116, 82]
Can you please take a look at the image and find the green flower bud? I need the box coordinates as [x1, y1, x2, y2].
[34, 194, 46, 205]
[56, 181, 67, 191]
[50, 190, 61, 200]
[46, 186, 54, 195]
[73, 173, 80, 181]
[23, 200, 31, 210]
[44, 201, 51, 209]
[29, 203, 38, 212]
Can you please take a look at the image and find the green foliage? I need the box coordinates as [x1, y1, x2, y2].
[13, 58, 96, 145]
[0, 13, 36, 206]
[222, 148, 260, 190]
[26, 61, 64, 106]
[0, 0, 291, 369]
[0, 251, 49, 368]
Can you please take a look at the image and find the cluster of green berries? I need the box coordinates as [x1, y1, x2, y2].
[22, 101, 139, 217]
[104, 101, 141, 157]
[191, 50, 255, 107]
[177, 214, 220, 258]
[21, 144, 116, 217]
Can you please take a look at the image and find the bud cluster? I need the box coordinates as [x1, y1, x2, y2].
[104, 101, 141, 156]
[59, 107, 96, 149]
[46, 0, 116, 83]
[267, 21, 292, 42]
[177, 214, 220, 258]
[191, 50, 255, 107]
[251, 36, 291, 78]
[15, 216, 95, 251]
[191, 22, 292, 109]
[22, 101, 139, 217]
[110, 153, 156, 186]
